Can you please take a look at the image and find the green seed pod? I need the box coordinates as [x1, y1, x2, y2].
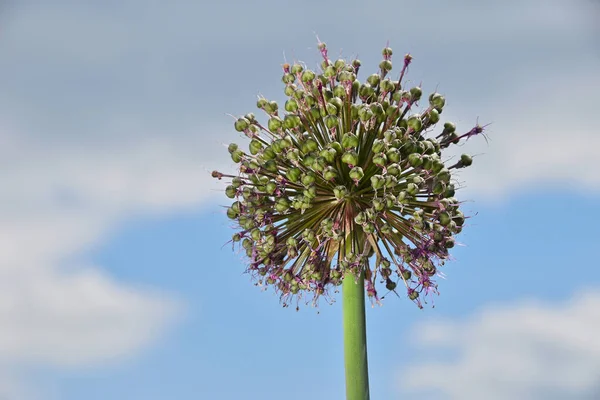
[427, 108, 440, 124]
[371, 174, 385, 190]
[342, 132, 359, 149]
[409, 86, 422, 101]
[326, 102, 338, 115]
[367, 74, 380, 86]
[302, 172, 317, 186]
[386, 148, 401, 163]
[323, 65, 336, 78]
[433, 181, 446, 195]
[302, 139, 319, 153]
[291, 63, 304, 74]
[268, 117, 283, 131]
[284, 115, 301, 130]
[323, 166, 338, 181]
[386, 163, 401, 176]
[249, 139, 263, 155]
[334, 185, 348, 199]
[379, 60, 393, 72]
[460, 154, 473, 167]
[372, 198, 385, 211]
[437, 168, 450, 182]
[284, 84, 296, 97]
[285, 99, 299, 112]
[225, 185, 237, 198]
[333, 84, 347, 97]
[408, 153, 423, 168]
[324, 115, 339, 129]
[303, 154, 316, 167]
[286, 167, 301, 182]
[443, 121, 456, 134]
[407, 114, 423, 131]
[228, 143, 239, 154]
[234, 118, 250, 132]
[265, 181, 277, 195]
[373, 153, 387, 168]
[319, 147, 337, 163]
[342, 150, 359, 166]
[231, 149, 244, 163]
[301, 70, 316, 83]
[439, 212, 451, 226]
[264, 159, 278, 172]
[429, 93, 446, 109]
[381, 79, 395, 93]
[226, 207, 238, 219]
[363, 222, 376, 234]
[444, 238, 455, 248]
[386, 279, 397, 291]
[384, 175, 398, 188]
[275, 197, 290, 213]
[372, 139, 386, 153]
[406, 183, 419, 196]
[349, 166, 364, 182]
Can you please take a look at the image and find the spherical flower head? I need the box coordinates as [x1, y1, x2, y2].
[214, 41, 486, 309]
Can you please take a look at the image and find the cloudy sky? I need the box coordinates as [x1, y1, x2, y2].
[1, 1, 599, 399]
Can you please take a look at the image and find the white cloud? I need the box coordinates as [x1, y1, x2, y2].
[400, 291, 600, 399]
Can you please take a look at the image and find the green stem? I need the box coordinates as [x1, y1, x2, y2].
[342, 271, 370, 400]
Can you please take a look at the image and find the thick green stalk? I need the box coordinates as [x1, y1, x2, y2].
[342, 270, 370, 400]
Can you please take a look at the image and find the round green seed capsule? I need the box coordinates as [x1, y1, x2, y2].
[249, 139, 263, 155]
[342, 132, 359, 149]
[332, 186, 346, 200]
[372, 139, 386, 153]
[427, 108, 440, 124]
[409, 87, 422, 101]
[286, 167, 301, 182]
[323, 166, 338, 181]
[367, 74, 380, 86]
[225, 185, 237, 198]
[349, 166, 364, 182]
[285, 99, 299, 112]
[373, 153, 387, 167]
[268, 117, 283, 131]
[302, 172, 317, 186]
[324, 115, 338, 129]
[460, 154, 473, 166]
[371, 174, 385, 190]
[386, 279, 397, 291]
[234, 118, 250, 132]
[342, 150, 359, 166]
[439, 212, 451, 226]
[301, 70, 316, 82]
[386, 148, 400, 163]
[408, 153, 423, 167]
[379, 60, 393, 72]
[407, 114, 423, 131]
[429, 92, 446, 109]
[228, 143, 238, 154]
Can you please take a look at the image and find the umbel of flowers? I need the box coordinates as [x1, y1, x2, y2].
[213, 41, 484, 309]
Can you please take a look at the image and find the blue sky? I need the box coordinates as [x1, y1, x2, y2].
[1, 1, 599, 399]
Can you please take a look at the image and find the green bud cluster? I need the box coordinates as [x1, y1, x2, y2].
[214, 41, 485, 309]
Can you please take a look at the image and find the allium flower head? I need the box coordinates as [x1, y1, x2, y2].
[213, 41, 485, 309]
